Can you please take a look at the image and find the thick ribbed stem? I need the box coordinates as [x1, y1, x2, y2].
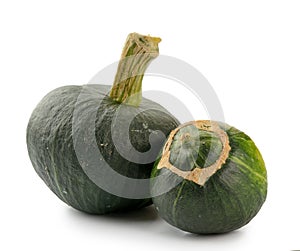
[109, 33, 161, 106]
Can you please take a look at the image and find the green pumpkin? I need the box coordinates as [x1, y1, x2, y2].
[27, 33, 179, 214]
[150, 120, 267, 234]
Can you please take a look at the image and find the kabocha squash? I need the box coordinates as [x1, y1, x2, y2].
[27, 33, 179, 214]
[150, 120, 267, 234]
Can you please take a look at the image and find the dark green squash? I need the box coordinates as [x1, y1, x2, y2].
[150, 120, 267, 234]
[27, 33, 179, 214]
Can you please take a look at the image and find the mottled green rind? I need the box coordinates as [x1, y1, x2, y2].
[150, 122, 267, 234]
[27, 85, 179, 214]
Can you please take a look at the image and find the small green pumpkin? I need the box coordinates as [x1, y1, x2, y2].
[27, 33, 179, 214]
[150, 120, 267, 234]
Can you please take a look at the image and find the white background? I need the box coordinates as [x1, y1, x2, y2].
[0, 1, 299, 250]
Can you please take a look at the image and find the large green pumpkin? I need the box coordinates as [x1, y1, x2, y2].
[27, 33, 179, 214]
[150, 120, 267, 234]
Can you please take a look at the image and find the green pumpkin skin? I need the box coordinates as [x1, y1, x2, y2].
[151, 121, 267, 234]
[27, 85, 179, 214]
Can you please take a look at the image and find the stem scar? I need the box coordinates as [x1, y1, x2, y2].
[157, 120, 231, 186]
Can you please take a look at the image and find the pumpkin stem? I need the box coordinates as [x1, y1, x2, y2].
[109, 33, 161, 106]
